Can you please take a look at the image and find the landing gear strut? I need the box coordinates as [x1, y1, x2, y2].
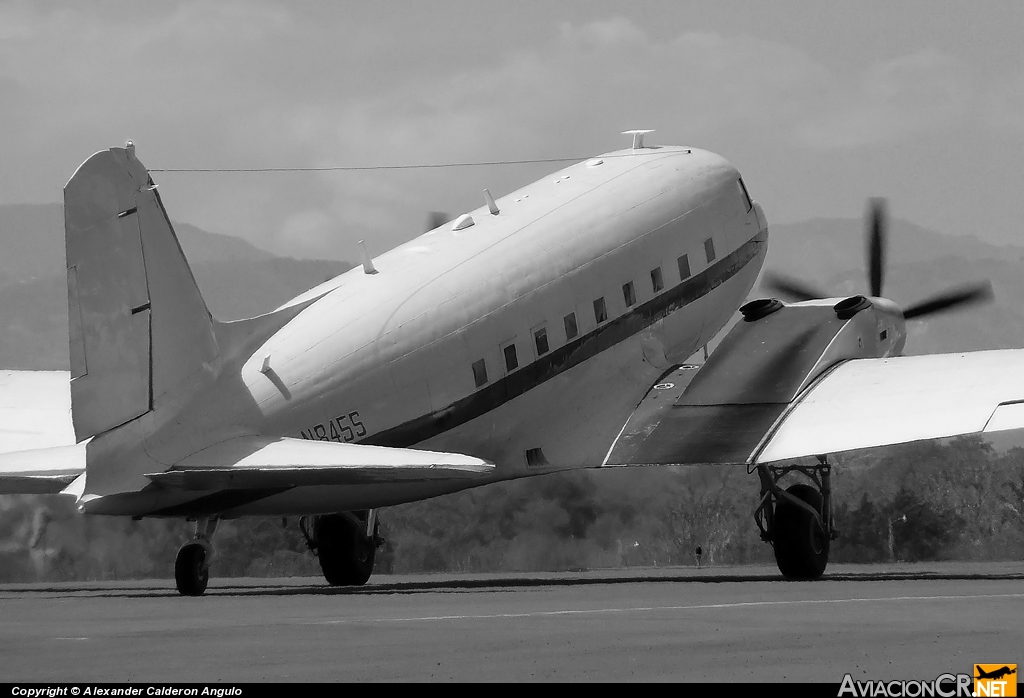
[175, 517, 218, 596]
[754, 457, 837, 580]
[300, 510, 382, 586]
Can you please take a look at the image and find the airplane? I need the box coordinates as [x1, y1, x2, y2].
[975, 667, 1016, 681]
[1, 130, 1020, 595]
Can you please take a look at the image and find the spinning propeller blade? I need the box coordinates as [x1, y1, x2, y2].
[759, 197, 994, 325]
[762, 274, 827, 302]
[868, 198, 886, 298]
[902, 282, 994, 320]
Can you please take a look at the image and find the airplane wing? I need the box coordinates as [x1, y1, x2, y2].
[755, 350, 1024, 463]
[145, 436, 495, 490]
[605, 349, 1024, 467]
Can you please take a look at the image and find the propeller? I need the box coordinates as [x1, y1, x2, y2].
[902, 284, 994, 320]
[763, 198, 994, 320]
[760, 275, 827, 303]
[868, 197, 885, 297]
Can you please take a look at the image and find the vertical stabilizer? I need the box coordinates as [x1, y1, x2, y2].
[64, 144, 218, 442]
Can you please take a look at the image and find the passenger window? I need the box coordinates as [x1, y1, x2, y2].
[677, 254, 690, 280]
[564, 312, 578, 340]
[472, 359, 488, 387]
[704, 238, 716, 263]
[593, 297, 607, 324]
[651, 267, 663, 293]
[534, 326, 549, 356]
[623, 281, 636, 308]
[503, 342, 519, 373]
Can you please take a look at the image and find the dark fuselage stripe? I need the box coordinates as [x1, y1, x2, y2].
[365, 230, 768, 449]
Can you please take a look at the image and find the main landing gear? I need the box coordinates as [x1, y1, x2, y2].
[175, 517, 218, 596]
[300, 510, 383, 586]
[754, 457, 837, 580]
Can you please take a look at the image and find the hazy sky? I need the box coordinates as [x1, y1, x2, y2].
[2, 1, 1022, 260]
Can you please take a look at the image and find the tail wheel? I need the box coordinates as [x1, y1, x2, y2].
[175, 542, 209, 596]
[314, 514, 375, 586]
[773, 483, 829, 580]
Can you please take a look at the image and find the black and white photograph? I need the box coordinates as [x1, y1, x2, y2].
[0, 0, 1022, 686]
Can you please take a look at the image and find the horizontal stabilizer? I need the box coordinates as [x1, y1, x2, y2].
[146, 436, 494, 490]
[0, 444, 86, 494]
[0, 371, 75, 455]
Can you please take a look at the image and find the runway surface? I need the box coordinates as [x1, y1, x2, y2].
[1, 561, 1022, 682]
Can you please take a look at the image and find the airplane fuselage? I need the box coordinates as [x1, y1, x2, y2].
[214, 146, 765, 514]
[83, 145, 767, 517]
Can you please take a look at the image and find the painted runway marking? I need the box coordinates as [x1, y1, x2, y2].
[314, 592, 1024, 625]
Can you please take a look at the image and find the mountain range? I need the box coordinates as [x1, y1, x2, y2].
[2, 202, 1022, 371]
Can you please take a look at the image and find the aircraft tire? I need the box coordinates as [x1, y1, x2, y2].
[175, 542, 209, 596]
[772, 483, 829, 580]
[315, 514, 375, 586]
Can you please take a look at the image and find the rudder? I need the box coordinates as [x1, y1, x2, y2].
[64, 143, 218, 442]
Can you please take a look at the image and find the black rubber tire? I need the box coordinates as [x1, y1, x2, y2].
[175, 543, 209, 596]
[315, 514, 375, 586]
[773, 483, 829, 580]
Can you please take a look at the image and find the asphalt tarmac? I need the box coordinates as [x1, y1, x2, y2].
[1, 562, 1021, 682]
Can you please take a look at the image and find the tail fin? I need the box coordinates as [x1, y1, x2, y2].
[64, 143, 218, 442]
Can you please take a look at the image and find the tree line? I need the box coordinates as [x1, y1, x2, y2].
[1, 436, 1021, 582]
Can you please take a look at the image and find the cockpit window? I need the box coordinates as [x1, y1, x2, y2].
[737, 178, 753, 213]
